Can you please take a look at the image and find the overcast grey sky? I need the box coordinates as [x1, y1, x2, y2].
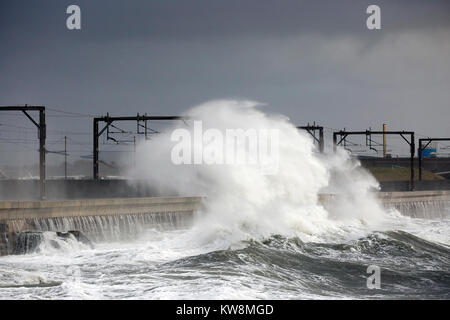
[1, 0, 450, 167]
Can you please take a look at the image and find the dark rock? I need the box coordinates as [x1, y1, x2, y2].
[0, 223, 8, 233]
[13, 231, 43, 254]
[70, 230, 94, 249]
[57, 230, 94, 249]
[56, 231, 72, 239]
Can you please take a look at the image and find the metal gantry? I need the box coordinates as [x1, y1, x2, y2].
[297, 124, 324, 153]
[333, 130, 415, 191]
[3, 104, 449, 195]
[418, 138, 450, 181]
[93, 114, 184, 179]
[0, 106, 46, 199]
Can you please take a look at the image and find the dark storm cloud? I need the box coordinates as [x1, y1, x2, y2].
[0, 1, 450, 165]
[85, 0, 449, 40]
[1, 0, 450, 43]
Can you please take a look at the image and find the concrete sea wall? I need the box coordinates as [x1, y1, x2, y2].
[378, 190, 450, 218]
[1, 191, 449, 256]
[0, 196, 203, 256]
[319, 190, 450, 219]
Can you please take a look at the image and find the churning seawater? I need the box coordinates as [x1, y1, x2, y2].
[1, 100, 449, 299]
[0, 210, 449, 300]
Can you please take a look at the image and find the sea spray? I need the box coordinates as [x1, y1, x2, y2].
[128, 100, 387, 244]
[321, 148, 385, 225]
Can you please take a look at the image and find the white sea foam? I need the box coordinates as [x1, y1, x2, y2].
[128, 100, 387, 245]
[1, 100, 448, 300]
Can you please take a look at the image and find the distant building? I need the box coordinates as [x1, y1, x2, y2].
[419, 142, 437, 159]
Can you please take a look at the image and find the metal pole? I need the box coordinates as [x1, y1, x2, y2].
[39, 109, 46, 200]
[333, 133, 337, 153]
[133, 136, 136, 168]
[319, 128, 324, 153]
[64, 136, 67, 179]
[410, 133, 415, 191]
[383, 123, 387, 157]
[93, 119, 99, 180]
[418, 139, 423, 181]
[144, 117, 148, 140]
